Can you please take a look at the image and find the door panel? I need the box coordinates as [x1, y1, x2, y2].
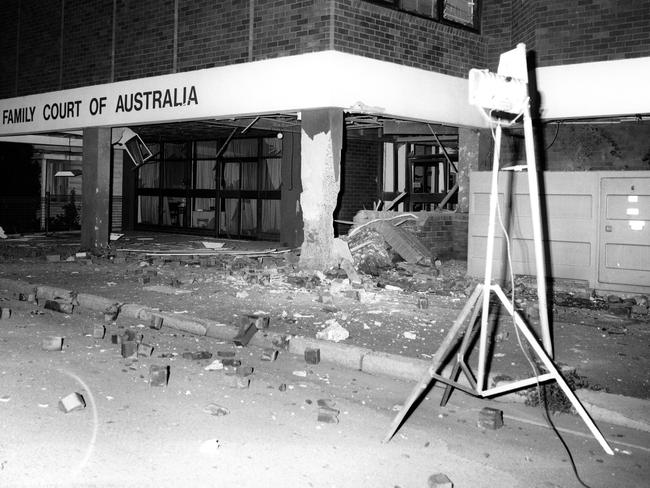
[599, 177, 650, 286]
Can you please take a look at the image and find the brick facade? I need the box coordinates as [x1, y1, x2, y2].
[1, 1, 648, 97]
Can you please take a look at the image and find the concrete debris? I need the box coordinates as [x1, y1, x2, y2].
[261, 348, 278, 361]
[203, 403, 230, 416]
[44, 299, 74, 314]
[317, 399, 340, 424]
[0, 307, 11, 320]
[182, 351, 213, 360]
[316, 319, 349, 342]
[42, 336, 64, 351]
[93, 325, 106, 339]
[149, 365, 169, 387]
[478, 407, 504, 430]
[58, 392, 86, 413]
[428, 473, 453, 488]
[137, 343, 154, 357]
[121, 341, 138, 359]
[221, 358, 241, 367]
[150, 315, 164, 330]
[241, 313, 270, 330]
[0, 226, 6, 239]
[304, 347, 321, 364]
[233, 320, 258, 346]
[204, 359, 224, 371]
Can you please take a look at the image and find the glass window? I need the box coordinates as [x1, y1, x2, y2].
[221, 162, 240, 190]
[194, 160, 216, 189]
[138, 196, 159, 224]
[164, 142, 190, 160]
[163, 160, 187, 189]
[261, 199, 280, 234]
[366, 0, 478, 29]
[262, 159, 282, 190]
[241, 198, 257, 236]
[241, 163, 258, 191]
[191, 198, 216, 229]
[162, 197, 186, 227]
[138, 161, 159, 188]
[195, 140, 216, 159]
[222, 139, 257, 158]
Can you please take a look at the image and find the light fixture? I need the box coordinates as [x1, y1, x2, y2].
[54, 169, 83, 177]
[113, 127, 153, 167]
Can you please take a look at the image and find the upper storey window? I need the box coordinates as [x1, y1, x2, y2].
[369, 0, 479, 30]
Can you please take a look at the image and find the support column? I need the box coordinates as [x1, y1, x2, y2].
[298, 108, 343, 270]
[457, 127, 485, 213]
[81, 127, 112, 250]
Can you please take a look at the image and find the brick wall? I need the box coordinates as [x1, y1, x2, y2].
[177, 0, 249, 71]
[2, 0, 648, 97]
[114, 0, 175, 81]
[62, 0, 113, 89]
[412, 211, 468, 260]
[335, 136, 381, 228]
[254, 0, 331, 60]
[15, 0, 61, 96]
[334, 0, 486, 77]
[0, 0, 20, 98]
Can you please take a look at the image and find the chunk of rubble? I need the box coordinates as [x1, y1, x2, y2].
[315, 319, 349, 342]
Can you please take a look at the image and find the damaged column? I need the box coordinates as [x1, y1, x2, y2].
[299, 108, 343, 270]
[81, 127, 112, 250]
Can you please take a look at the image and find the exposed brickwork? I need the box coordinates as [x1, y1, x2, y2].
[62, 0, 113, 89]
[113, 0, 175, 81]
[177, 0, 249, 71]
[336, 136, 381, 224]
[15, 0, 62, 95]
[415, 211, 469, 260]
[0, 0, 20, 98]
[334, 0, 485, 77]
[254, 0, 331, 60]
[533, 0, 650, 66]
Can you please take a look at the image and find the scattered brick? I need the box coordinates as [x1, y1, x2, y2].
[304, 348, 321, 364]
[221, 358, 241, 367]
[149, 365, 169, 387]
[182, 351, 212, 360]
[42, 336, 63, 351]
[233, 321, 258, 346]
[121, 341, 137, 359]
[217, 350, 236, 358]
[150, 315, 163, 330]
[93, 325, 106, 339]
[0, 307, 11, 320]
[261, 348, 278, 361]
[58, 392, 86, 413]
[137, 343, 154, 357]
[235, 366, 254, 377]
[478, 407, 504, 430]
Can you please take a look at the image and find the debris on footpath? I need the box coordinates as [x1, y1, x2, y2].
[44, 299, 74, 314]
[182, 350, 213, 360]
[149, 365, 169, 387]
[316, 319, 349, 342]
[478, 407, 504, 430]
[232, 319, 258, 346]
[304, 347, 321, 364]
[317, 398, 340, 424]
[0, 307, 11, 319]
[204, 359, 224, 371]
[150, 315, 164, 330]
[103, 303, 121, 323]
[58, 392, 86, 413]
[261, 348, 278, 361]
[42, 336, 64, 351]
[202, 403, 230, 416]
[428, 473, 453, 488]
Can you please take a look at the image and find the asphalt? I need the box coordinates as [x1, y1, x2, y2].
[1, 276, 648, 437]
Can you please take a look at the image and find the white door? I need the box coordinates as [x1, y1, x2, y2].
[599, 177, 650, 288]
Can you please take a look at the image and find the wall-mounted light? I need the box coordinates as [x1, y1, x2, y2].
[54, 169, 83, 177]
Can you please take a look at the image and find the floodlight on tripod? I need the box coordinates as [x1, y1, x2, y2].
[468, 68, 528, 122]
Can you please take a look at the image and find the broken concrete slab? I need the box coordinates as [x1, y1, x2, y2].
[0, 307, 11, 320]
[304, 348, 321, 364]
[428, 473, 453, 488]
[478, 407, 504, 429]
[233, 321, 258, 346]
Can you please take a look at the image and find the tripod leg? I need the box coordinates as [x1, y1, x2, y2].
[383, 284, 483, 443]
[439, 359, 462, 407]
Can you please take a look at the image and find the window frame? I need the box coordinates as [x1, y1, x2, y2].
[364, 0, 481, 32]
